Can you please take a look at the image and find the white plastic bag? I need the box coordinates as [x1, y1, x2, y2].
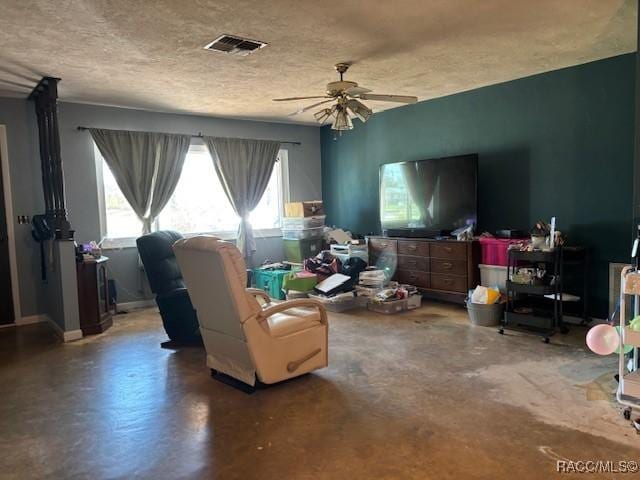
[470, 285, 500, 305]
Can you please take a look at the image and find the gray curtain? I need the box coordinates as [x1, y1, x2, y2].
[204, 136, 280, 257]
[89, 128, 191, 233]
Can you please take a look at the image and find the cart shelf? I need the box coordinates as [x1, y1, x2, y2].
[621, 371, 640, 397]
[615, 265, 640, 420]
[504, 311, 555, 332]
[623, 327, 640, 348]
[500, 247, 563, 342]
[506, 281, 556, 295]
[507, 250, 558, 262]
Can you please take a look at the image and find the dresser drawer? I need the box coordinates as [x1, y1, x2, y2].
[369, 238, 397, 255]
[431, 258, 467, 275]
[398, 240, 429, 257]
[430, 242, 467, 260]
[431, 273, 467, 293]
[395, 270, 430, 288]
[398, 255, 429, 271]
[369, 238, 398, 268]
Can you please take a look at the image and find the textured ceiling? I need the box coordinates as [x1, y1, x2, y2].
[0, 0, 636, 124]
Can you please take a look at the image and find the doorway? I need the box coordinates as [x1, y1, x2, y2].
[0, 125, 16, 325]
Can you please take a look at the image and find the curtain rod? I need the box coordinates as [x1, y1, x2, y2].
[76, 126, 301, 146]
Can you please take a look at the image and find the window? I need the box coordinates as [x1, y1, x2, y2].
[97, 144, 289, 245]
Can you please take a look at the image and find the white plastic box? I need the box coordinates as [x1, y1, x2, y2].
[479, 264, 508, 292]
[282, 227, 324, 240]
[406, 294, 422, 310]
[368, 298, 407, 314]
[281, 215, 326, 230]
[308, 292, 358, 312]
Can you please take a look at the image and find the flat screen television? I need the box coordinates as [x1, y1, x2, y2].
[379, 154, 478, 236]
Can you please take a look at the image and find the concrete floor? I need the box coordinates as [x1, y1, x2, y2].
[0, 303, 638, 480]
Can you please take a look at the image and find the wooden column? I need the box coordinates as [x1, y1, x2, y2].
[29, 77, 72, 238]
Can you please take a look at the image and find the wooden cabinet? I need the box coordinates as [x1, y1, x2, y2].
[77, 256, 113, 336]
[368, 236, 480, 303]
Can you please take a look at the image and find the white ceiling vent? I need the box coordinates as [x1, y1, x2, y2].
[204, 34, 267, 56]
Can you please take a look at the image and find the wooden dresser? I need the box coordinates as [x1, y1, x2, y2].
[368, 236, 480, 303]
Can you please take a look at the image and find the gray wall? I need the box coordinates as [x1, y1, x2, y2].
[0, 97, 322, 315]
[57, 102, 322, 304]
[44, 240, 80, 332]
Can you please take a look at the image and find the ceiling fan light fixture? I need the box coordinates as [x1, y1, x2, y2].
[274, 63, 416, 134]
[346, 99, 372, 123]
[332, 107, 353, 131]
[314, 108, 334, 124]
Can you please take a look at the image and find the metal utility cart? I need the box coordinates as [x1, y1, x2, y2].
[500, 248, 566, 343]
[617, 266, 640, 420]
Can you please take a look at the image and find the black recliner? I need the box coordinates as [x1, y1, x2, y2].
[136, 230, 201, 347]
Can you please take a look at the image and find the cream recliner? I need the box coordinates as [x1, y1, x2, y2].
[173, 236, 328, 387]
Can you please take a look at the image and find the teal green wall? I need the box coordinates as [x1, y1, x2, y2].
[321, 54, 636, 317]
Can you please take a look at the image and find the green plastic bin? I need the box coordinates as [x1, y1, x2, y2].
[283, 238, 323, 263]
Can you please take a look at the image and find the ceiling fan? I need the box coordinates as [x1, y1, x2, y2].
[273, 63, 418, 131]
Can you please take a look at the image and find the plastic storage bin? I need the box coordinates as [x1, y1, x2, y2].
[253, 269, 289, 300]
[406, 294, 422, 310]
[282, 227, 324, 240]
[479, 264, 508, 292]
[283, 238, 323, 262]
[286, 290, 309, 300]
[308, 293, 357, 312]
[479, 237, 526, 266]
[466, 301, 504, 326]
[368, 298, 407, 314]
[281, 215, 326, 229]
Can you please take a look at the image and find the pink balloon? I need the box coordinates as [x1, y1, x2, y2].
[586, 324, 620, 355]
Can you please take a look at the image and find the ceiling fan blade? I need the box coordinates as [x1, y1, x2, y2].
[273, 96, 330, 102]
[344, 86, 372, 96]
[288, 99, 335, 116]
[358, 93, 418, 104]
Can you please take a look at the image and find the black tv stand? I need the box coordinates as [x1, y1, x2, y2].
[384, 228, 451, 239]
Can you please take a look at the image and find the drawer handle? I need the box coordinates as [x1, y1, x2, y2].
[444, 247, 452, 253]
[409, 275, 418, 280]
[408, 245, 417, 250]
[443, 278, 452, 284]
[407, 260, 417, 265]
[442, 262, 453, 269]
[379, 243, 388, 248]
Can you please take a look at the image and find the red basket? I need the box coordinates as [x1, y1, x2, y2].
[479, 237, 526, 266]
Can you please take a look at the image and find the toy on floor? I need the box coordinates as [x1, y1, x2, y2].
[586, 323, 619, 355]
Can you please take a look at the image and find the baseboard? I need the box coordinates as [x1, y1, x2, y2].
[8, 314, 82, 342]
[43, 315, 83, 342]
[117, 299, 156, 311]
[0, 314, 48, 329]
[62, 329, 84, 342]
[15, 314, 47, 326]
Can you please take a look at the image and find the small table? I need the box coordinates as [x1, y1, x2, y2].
[76, 256, 113, 335]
